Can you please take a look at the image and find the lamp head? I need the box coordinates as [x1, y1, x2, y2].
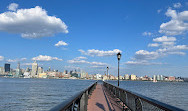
[117, 52, 121, 60]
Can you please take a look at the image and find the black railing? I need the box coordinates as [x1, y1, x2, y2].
[50, 81, 97, 111]
[103, 81, 185, 111]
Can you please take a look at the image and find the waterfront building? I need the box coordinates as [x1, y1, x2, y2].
[103, 75, 108, 80]
[109, 75, 116, 80]
[0, 67, 4, 74]
[25, 67, 31, 72]
[4, 63, 10, 73]
[81, 70, 86, 78]
[157, 75, 161, 81]
[124, 74, 129, 80]
[168, 76, 175, 81]
[96, 74, 102, 80]
[31, 61, 38, 78]
[23, 72, 31, 78]
[120, 76, 124, 80]
[130, 74, 136, 80]
[14, 62, 22, 77]
[37, 67, 43, 74]
[38, 73, 47, 78]
[160, 75, 164, 81]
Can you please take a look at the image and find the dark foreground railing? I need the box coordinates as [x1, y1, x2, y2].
[103, 81, 185, 111]
[50, 81, 97, 111]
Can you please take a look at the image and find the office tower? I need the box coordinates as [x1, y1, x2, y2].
[160, 75, 164, 81]
[4, 63, 10, 72]
[15, 62, 22, 77]
[31, 61, 38, 78]
[0, 67, 4, 74]
[17, 62, 20, 69]
[38, 67, 43, 74]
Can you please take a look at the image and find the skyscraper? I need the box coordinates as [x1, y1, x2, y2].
[4, 63, 10, 73]
[31, 61, 38, 78]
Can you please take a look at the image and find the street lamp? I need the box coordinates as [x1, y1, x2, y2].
[107, 67, 109, 80]
[117, 52, 121, 86]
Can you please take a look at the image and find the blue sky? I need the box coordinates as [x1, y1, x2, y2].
[0, 0, 188, 77]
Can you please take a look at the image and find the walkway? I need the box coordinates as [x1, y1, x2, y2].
[88, 84, 123, 111]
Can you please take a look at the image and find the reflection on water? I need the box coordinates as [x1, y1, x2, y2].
[108, 80, 188, 110]
[0, 78, 95, 111]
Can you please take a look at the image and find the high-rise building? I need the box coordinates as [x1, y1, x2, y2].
[17, 62, 20, 69]
[38, 67, 43, 74]
[31, 61, 38, 78]
[4, 63, 10, 73]
[15, 62, 22, 77]
[160, 75, 164, 81]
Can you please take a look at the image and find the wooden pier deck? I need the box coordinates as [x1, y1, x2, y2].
[88, 84, 123, 111]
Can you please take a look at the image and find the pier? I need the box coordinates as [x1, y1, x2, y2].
[50, 81, 185, 111]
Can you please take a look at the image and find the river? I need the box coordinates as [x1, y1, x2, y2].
[0, 78, 187, 110]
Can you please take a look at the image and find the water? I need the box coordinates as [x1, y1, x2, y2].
[108, 80, 188, 110]
[0, 78, 188, 111]
[0, 78, 95, 111]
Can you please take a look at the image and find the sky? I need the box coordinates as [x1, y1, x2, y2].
[0, 0, 188, 77]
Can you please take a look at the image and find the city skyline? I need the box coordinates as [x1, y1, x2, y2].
[0, 0, 188, 77]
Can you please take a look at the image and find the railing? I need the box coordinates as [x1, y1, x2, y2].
[50, 81, 97, 111]
[103, 81, 185, 111]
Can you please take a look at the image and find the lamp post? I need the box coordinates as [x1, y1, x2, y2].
[107, 67, 109, 80]
[117, 52, 121, 86]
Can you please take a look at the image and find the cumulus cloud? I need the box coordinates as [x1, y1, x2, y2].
[78, 49, 122, 57]
[159, 8, 188, 35]
[153, 36, 176, 42]
[0, 56, 4, 61]
[134, 50, 159, 60]
[55, 40, 68, 47]
[0, 5, 68, 38]
[173, 3, 182, 8]
[142, 32, 153, 36]
[148, 43, 160, 47]
[32, 55, 63, 61]
[74, 56, 87, 60]
[125, 60, 163, 65]
[7, 3, 19, 11]
[67, 57, 108, 67]
[6, 58, 27, 62]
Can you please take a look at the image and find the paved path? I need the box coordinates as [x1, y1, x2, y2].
[88, 84, 123, 111]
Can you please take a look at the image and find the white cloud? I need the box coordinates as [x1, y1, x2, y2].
[0, 56, 4, 61]
[7, 3, 18, 11]
[159, 8, 188, 35]
[173, 3, 182, 8]
[74, 56, 87, 60]
[157, 45, 188, 54]
[67, 57, 108, 67]
[55, 40, 68, 47]
[142, 32, 153, 36]
[125, 61, 163, 65]
[153, 36, 176, 42]
[79, 49, 122, 57]
[6, 58, 27, 62]
[32, 55, 63, 61]
[148, 43, 160, 47]
[135, 50, 159, 60]
[0, 5, 68, 38]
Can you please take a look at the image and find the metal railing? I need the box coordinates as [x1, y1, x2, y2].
[103, 81, 185, 111]
[50, 81, 97, 111]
